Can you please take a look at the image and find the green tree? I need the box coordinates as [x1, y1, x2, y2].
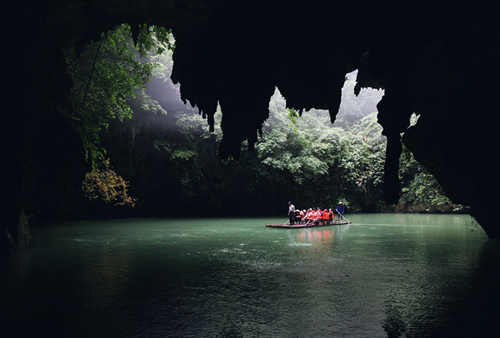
[62, 24, 172, 207]
[62, 23, 171, 166]
[398, 146, 453, 212]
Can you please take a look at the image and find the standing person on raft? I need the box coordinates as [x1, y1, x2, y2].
[288, 201, 296, 225]
[336, 201, 345, 221]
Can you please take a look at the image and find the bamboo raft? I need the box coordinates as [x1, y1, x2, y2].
[265, 220, 349, 228]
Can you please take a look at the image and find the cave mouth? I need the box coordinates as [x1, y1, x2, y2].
[3, 0, 500, 256]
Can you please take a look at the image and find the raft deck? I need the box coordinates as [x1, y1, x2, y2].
[266, 221, 349, 228]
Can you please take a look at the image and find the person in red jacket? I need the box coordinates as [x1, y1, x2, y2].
[323, 209, 330, 223]
[311, 208, 318, 221]
[304, 209, 313, 222]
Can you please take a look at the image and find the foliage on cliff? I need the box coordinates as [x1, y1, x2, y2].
[398, 146, 453, 212]
[83, 157, 137, 207]
[62, 23, 171, 166]
[60, 24, 172, 207]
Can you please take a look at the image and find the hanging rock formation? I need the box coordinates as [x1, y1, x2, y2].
[3, 0, 500, 254]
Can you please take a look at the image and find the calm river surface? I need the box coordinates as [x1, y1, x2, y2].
[2, 214, 500, 338]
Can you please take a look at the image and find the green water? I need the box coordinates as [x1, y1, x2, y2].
[1, 214, 500, 337]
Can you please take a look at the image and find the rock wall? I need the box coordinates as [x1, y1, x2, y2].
[3, 0, 88, 254]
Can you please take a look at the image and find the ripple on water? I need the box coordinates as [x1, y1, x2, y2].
[245, 261, 283, 270]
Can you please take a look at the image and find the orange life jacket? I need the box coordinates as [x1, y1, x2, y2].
[323, 209, 329, 220]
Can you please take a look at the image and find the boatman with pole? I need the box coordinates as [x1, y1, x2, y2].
[288, 201, 296, 225]
[336, 201, 345, 222]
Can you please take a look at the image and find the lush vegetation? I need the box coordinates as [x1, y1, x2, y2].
[82, 157, 137, 207]
[153, 91, 455, 215]
[63, 23, 172, 166]
[62, 25, 458, 216]
[62, 24, 171, 207]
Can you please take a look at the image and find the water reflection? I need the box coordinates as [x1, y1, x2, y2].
[297, 228, 335, 243]
[380, 237, 500, 338]
[78, 242, 132, 310]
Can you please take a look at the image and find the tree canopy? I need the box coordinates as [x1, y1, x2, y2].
[62, 23, 172, 165]
[61, 25, 456, 215]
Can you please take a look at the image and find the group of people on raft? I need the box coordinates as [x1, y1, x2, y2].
[288, 201, 345, 225]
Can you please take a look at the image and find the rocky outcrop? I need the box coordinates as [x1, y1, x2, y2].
[3, 209, 32, 255]
[3, 0, 500, 251]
